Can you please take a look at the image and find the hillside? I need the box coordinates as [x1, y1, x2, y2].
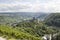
[0, 25, 41, 40]
[44, 13, 60, 27]
[14, 19, 59, 37]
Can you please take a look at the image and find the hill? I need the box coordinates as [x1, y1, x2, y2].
[14, 18, 59, 37]
[44, 13, 60, 27]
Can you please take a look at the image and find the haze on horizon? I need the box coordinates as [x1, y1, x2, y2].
[0, 0, 60, 13]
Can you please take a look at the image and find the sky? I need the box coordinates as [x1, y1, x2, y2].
[0, 0, 60, 12]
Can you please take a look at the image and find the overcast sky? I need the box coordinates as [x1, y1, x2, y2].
[0, 0, 60, 12]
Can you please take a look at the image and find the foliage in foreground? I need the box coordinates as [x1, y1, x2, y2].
[0, 25, 41, 40]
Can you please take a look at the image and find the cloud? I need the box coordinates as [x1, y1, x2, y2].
[0, 2, 31, 11]
[0, 0, 60, 12]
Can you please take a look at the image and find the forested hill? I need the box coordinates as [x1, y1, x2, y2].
[44, 13, 60, 27]
[14, 18, 59, 37]
[43, 13, 60, 40]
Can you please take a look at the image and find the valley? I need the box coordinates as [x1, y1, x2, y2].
[0, 12, 60, 40]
